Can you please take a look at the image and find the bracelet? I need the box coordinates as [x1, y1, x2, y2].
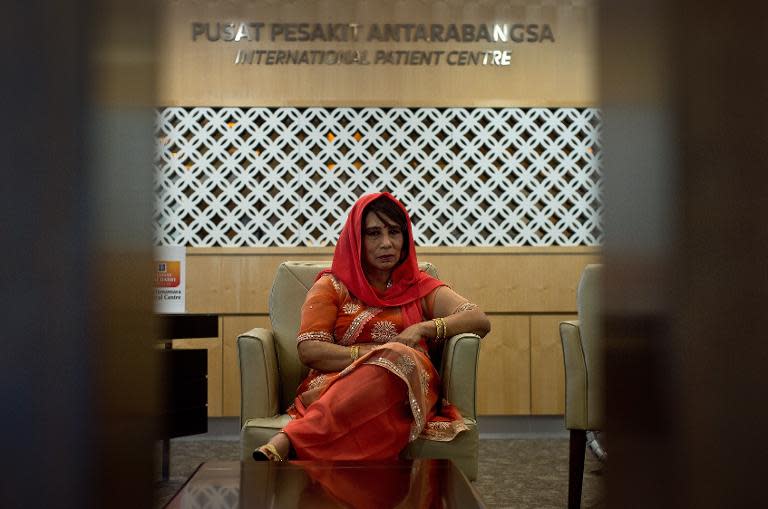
[350, 345, 360, 361]
[432, 317, 447, 342]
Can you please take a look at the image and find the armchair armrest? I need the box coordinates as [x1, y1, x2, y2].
[440, 333, 481, 421]
[237, 328, 280, 427]
[560, 320, 587, 430]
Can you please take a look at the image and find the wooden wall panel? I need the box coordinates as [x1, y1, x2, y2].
[477, 315, 530, 415]
[186, 251, 334, 314]
[184, 255, 223, 312]
[425, 251, 600, 313]
[221, 315, 271, 416]
[186, 247, 599, 314]
[172, 333, 223, 417]
[184, 247, 598, 416]
[530, 314, 576, 415]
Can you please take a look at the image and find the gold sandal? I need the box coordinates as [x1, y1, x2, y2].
[252, 443, 284, 462]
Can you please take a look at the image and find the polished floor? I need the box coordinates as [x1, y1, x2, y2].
[155, 438, 605, 508]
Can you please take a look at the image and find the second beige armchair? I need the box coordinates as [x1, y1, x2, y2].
[560, 264, 605, 509]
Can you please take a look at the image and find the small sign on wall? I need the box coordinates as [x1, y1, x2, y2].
[154, 246, 185, 313]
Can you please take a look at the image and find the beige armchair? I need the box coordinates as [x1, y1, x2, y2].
[237, 261, 482, 480]
[560, 264, 604, 508]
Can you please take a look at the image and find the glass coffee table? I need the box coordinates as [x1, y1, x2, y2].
[165, 459, 485, 508]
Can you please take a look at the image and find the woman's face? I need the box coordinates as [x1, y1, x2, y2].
[362, 211, 404, 274]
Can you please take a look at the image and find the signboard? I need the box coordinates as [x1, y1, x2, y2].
[192, 22, 556, 68]
[154, 246, 186, 313]
[158, 0, 597, 107]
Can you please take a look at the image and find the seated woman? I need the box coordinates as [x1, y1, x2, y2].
[254, 192, 491, 461]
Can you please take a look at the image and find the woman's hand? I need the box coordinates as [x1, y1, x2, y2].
[390, 322, 428, 349]
[357, 343, 380, 356]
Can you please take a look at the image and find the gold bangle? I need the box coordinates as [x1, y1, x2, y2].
[432, 317, 447, 342]
[350, 345, 360, 361]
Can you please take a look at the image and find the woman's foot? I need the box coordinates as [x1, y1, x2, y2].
[252, 432, 291, 462]
[252, 443, 283, 461]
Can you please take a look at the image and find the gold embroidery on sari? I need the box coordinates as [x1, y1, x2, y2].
[420, 369, 431, 397]
[307, 374, 328, 390]
[324, 274, 343, 296]
[329, 346, 463, 443]
[420, 419, 470, 441]
[340, 306, 382, 345]
[342, 303, 361, 315]
[365, 356, 426, 442]
[297, 331, 334, 343]
[395, 354, 416, 376]
[371, 320, 398, 342]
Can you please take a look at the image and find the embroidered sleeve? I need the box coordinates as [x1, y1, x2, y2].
[296, 276, 339, 344]
[452, 301, 479, 314]
[296, 331, 334, 344]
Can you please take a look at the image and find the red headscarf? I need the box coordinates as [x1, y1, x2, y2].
[319, 193, 444, 327]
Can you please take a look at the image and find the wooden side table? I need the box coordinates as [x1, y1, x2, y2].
[157, 313, 218, 480]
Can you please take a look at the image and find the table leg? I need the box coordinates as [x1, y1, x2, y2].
[162, 439, 170, 481]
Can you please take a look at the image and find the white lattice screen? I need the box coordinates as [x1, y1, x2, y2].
[154, 107, 602, 247]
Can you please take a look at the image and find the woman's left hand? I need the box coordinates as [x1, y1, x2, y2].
[390, 323, 427, 349]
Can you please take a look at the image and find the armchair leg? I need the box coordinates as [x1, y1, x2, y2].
[568, 429, 586, 509]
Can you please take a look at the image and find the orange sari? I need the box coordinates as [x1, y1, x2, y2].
[281, 192, 468, 460]
[283, 275, 468, 459]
